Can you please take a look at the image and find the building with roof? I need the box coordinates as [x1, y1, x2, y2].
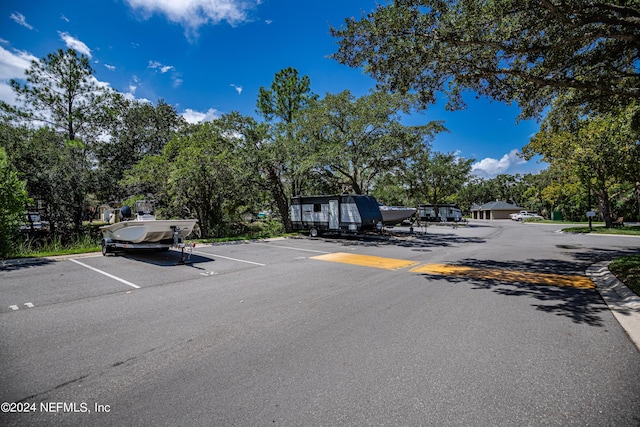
[471, 201, 522, 220]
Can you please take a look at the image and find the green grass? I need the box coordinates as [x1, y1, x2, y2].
[539, 220, 605, 225]
[557, 224, 640, 296]
[13, 235, 101, 258]
[193, 232, 299, 244]
[561, 225, 640, 235]
[609, 254, 640, 297]
[5, 222, 294, 259]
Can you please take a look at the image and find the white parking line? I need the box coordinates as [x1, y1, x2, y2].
[192, 250, 266, 266]
[70, 259, 140, 289]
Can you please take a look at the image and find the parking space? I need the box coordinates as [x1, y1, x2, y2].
[0, 256, 129, 313]
[0, 241, 312, 314]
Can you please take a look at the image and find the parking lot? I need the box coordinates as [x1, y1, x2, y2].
[2, 221, 640, 426]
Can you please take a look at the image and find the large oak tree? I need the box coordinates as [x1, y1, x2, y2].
[522, 100, 640, 226]
[331, 1, 640, 119]
[302, 90, 445, 194]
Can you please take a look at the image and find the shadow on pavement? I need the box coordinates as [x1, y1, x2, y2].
[413, 249, 639, 327]
[0, 258, 54, 272]
[306, 231, 486, 250]
[119, 249, 213, 268]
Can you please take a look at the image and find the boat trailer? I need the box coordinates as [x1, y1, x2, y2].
[101, 225, 195, 264]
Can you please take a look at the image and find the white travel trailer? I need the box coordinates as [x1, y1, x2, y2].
[290, 195, 383, 237]
[417, 204, 463, 222]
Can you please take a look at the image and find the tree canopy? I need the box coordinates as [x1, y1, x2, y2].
[406, 151, 474, 212]
[96, 97, 187, 203]
[331, 1, 640, 119]
[0, 48, 116, 232]
[0, 147, 31, 257]
[2, 48, 113, 142]
[522, 99, 640, 225]
[256, 67, 319, 230]
[303, 90, 445, 194]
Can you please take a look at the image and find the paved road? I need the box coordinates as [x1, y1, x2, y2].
[1, 220, 639, 426]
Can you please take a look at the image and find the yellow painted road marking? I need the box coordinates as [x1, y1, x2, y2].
[310, 252, 420, 270]
[310, 252, 595, 290]
[409, 264, 595, 289]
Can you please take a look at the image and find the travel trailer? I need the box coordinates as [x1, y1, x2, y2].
[417, 204, 463, 222]
[290, 195, 383, 236]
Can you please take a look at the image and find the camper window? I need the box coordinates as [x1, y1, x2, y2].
[314, 204, 322, 213]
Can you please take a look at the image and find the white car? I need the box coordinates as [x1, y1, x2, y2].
[515, 212, 543, 221]
[510, 210, 530, 220]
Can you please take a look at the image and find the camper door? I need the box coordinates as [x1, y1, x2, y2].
[329, 199, 339, 230]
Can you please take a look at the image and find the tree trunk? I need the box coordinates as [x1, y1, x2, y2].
[266, 166, 292, 232]
[597, 174, 613, 228]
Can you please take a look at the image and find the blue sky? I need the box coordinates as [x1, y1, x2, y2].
[0, 0, 545, 178]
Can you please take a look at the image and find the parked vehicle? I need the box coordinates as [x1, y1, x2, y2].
[290, 195, 383, 237]
[510, 210, 531, 220]
[378, 204, 416, 225]
[417, 204, 463, 222]
[515, 212, 544, 221]
[20, 212, 48, 231]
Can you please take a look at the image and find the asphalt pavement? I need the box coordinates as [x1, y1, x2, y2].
[1, 220, 639, 426]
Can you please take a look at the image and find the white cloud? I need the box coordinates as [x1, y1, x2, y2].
[104, 64, 116, 71]
[124, 0, 258, 39]
[0, 45, 34, 104]
[471, 149, 527, 178]
[0, 81, 17, 105]
[60, 14, 70, 23]
[0, 46, 36, 80]
[10, 12, 33, 30]
[58, 32, 92, 57]
[230, 83, 242, 94]
[182, 107, 220, 123]
[148, 60, 174, 73]
[148, 60, 182, 88]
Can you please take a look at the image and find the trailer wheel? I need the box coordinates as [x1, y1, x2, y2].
[309, 228, 319, 237]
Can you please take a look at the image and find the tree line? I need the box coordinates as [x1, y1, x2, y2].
[1, 1, 639, 256]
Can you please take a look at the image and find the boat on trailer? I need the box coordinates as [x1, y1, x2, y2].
[100, 200, 197, 259]
[378, 204, 417, 225]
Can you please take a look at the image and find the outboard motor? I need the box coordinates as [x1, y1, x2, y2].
[119, 205, 133, 221]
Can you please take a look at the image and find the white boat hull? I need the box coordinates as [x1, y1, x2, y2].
[379, 206, 416, 224]
[100, 220, 197, 244]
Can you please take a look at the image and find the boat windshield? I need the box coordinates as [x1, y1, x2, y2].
[136, 201, 155, 216]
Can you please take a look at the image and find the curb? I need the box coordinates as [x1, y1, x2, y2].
[586, 261, 640, 352]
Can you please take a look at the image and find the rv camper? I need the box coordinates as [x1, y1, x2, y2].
[290, 195, 383, 237]
[417, 204, 463, 222]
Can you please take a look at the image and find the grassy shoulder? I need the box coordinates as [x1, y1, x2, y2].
[560, 225, 640, 235]
[12, 235, 101, 259]
[6, 220, 295, 260]
[609, 255, 640, 297]
[557, 223, 640, 297]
